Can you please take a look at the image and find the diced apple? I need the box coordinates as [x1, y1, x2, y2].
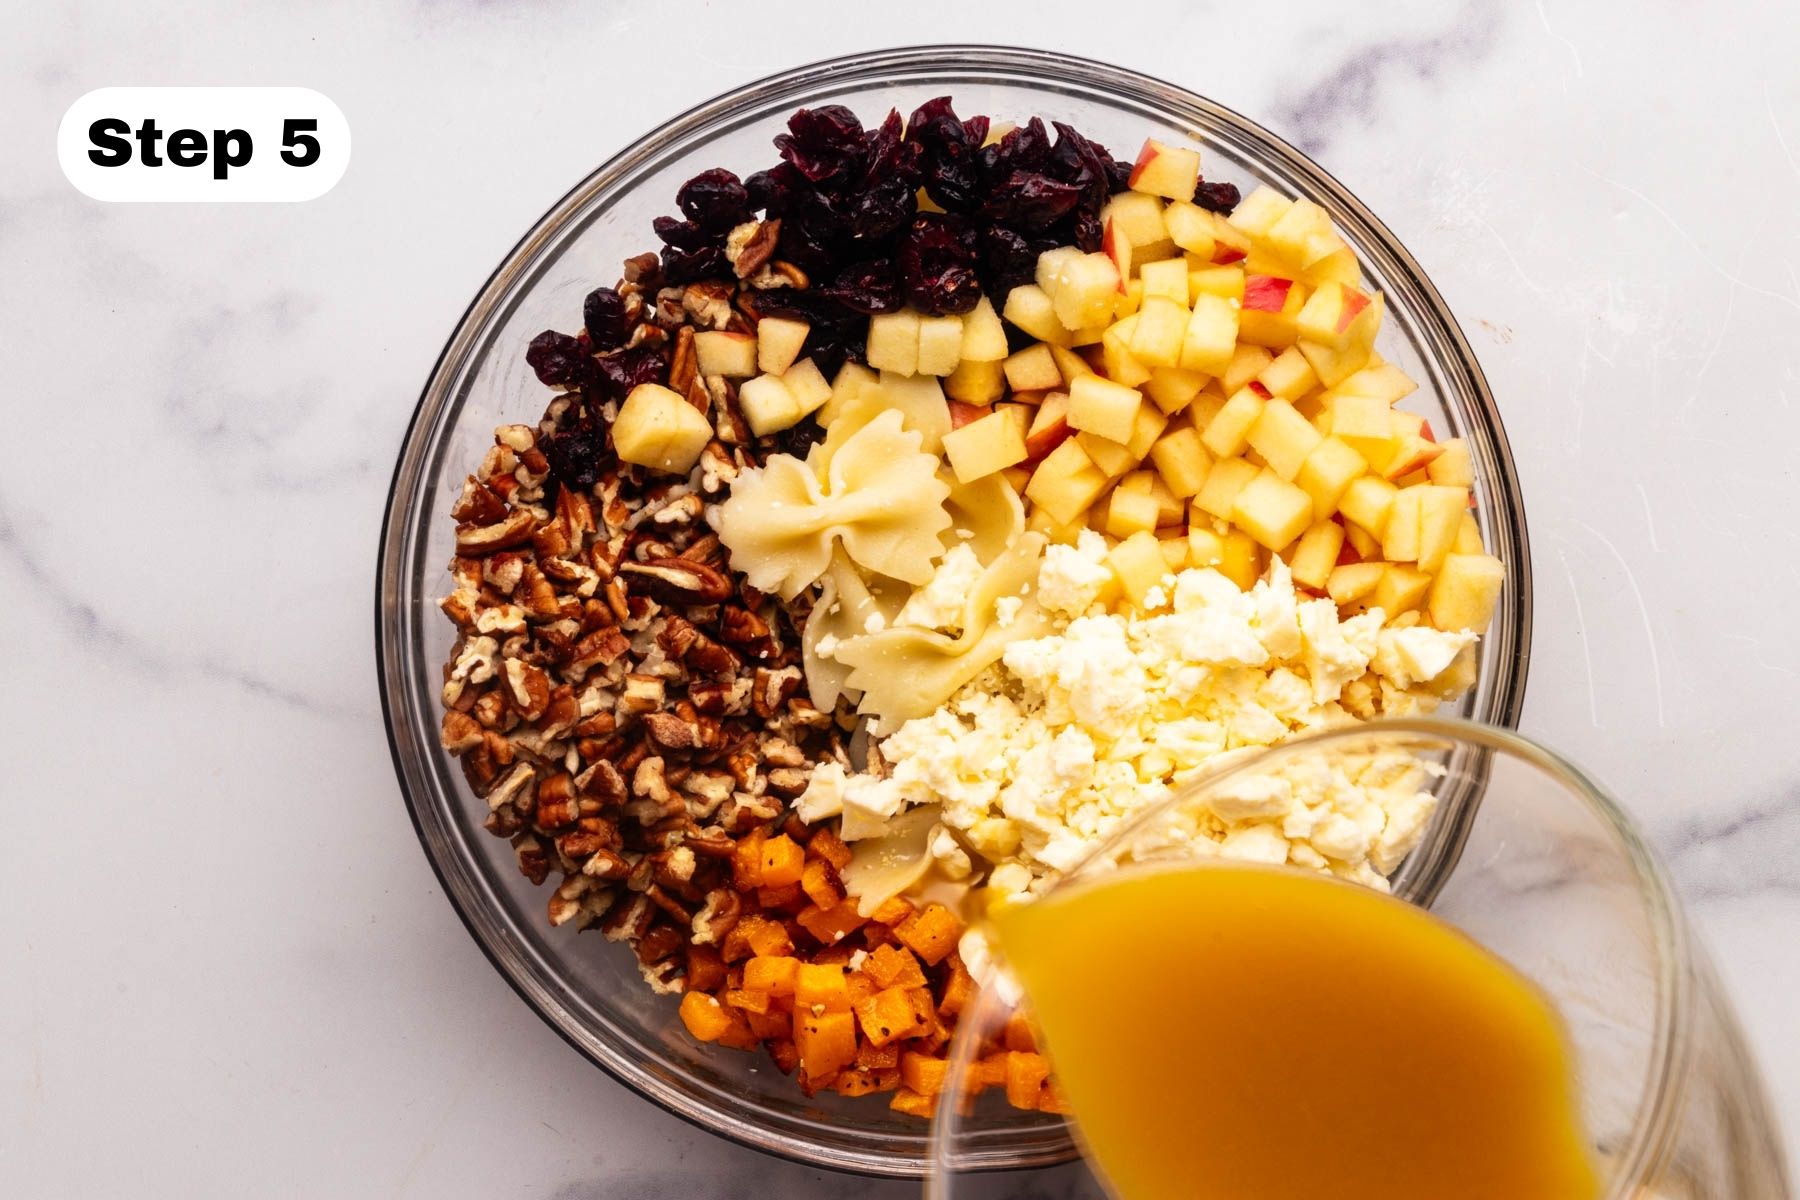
[1220, 344, 1274, 394]
[1379, 431, 1447, 481]
[1115, 278, 1143, 320]
[1377, 565, 1432, 616]
[1246, 399, 1324, 481]
[757, 316, 811, 376]
[1068, 375, 1144, 444]
[1382, 486, 1425, 562]
[865, 310, 920, 375]
[1143, 366, 1207, 415]
[1025, 437, 1111, 525]
[1231, 469, 1313, 551]
[1455, 512, 1485, 554]
[1226, 186, 1293, 238]
[1200, 387, 1265, 458]
[1428, 554, 1505, 633]
[959, 296, 1009, 362]
[1302, 246, 1361, 287]
[1295, 436, 1368, 515]
[1005, 343, 1062, 393]
[1149, 427, 1211, 498]
[1295, 282, 1375, 349]
[1164, 200, 1250, 264]
[1026, 502, 1089, 546]
[1158, 531, 1190, 569]
[1109, 530, 1175, 607]
[1266, 198, 1346, 269]
[1047, 252, 1123, 331]
[782, 358, 832, 418]
[1297, 294, 1383, 386]
[1051, 345, 1087, 383]
[1330, 394, 1395, 446]
[1101, 316, 1153, 387]
[1193, 456, 1259, 521]
[1238, 274, 1311, 348]
[1138, 258, 1189, 305]
[1338, 474, 1398, 536]
[1101, 191, 1168, 247]
[819, 360, 878, 427]
[1173, 293, 1235, 377]
[737, 373, 801, 437]
[1415, 484, 1469, 573]
[1188, 388, 1228, 432]
[1002, 284, 1072, 347]
[1025, 392, 1073, 460]
[917, 313, 965, 376]
[1128, 139, 1202, 200]
[1427, 437, 1474, 487]
[943, 408, 1030, 483]
[1255, 347, 1318, 401]
[1187, 524, 1224, 568]
[1288, 520, 1345, 590]
[1217, 528, 1261, 590]
[1130, 296, 1187, 368]
[695, 330, 757, 378]
[944, 357, 1005, 405]
[1328, 360, 1416, 403]
[1187, 263, 1246, 299]
[614, 383, 714, 473]
[1123, 403, 1169, 461]
[1328, 561, 1385, 606]
[1076, 431, 1138, 478]
[1343, 520, 1379, 561]
[1101, 220, 1136, 288]
[1103, 486, 1163, 539]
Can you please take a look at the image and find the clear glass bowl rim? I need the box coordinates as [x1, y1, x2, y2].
[374, 44, 1535, 1178]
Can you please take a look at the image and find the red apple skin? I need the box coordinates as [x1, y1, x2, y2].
[1128, 141, 1157, 188]
[947, 400, 987, 430]
[1248, 381, 1273, 400]
[1336, 538, 1363, 567]
[1024, 420, 1071, 462]
[1102, 219, 1130, 289]
[1211, 244, 1248, 265]
[1383, 441, 1446, 479]
[1334, 289, 1371, 333]
[1243, 275, 1293, 312]
[1417, 420, 1437, 444]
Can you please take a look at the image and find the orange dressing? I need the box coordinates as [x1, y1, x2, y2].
[991, 863, 1601, 1200]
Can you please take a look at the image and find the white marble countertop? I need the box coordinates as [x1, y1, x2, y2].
[5, 1, 1798, 1195]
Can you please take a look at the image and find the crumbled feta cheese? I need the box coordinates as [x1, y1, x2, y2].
[1036, 531, 1114, 617]
[994, 595, 1023, 628]
[897, 543, 983, 633]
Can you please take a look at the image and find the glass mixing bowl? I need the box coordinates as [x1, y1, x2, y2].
[375, 45, 1534, 1177]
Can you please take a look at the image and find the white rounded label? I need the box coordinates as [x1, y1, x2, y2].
[58, 87, 350, 202]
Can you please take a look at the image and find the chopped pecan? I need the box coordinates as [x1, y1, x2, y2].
[619, 558, 732, 605]
[502, 658, 551, 720]
[451, 477, 509, 524]
[455, 509, 537, 555]
[669, 326, 698, 397]
[728, 218, 782, 280]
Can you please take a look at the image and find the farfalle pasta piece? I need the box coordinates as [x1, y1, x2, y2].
[940, 469, 1023, 561]
[802, 549, 909, 712]
[716, 409, 952, 599]
[835, 532, 1057, 730]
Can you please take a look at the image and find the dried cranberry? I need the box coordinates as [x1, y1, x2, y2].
[544, 424, 608, 489]
[677, 168, 751, 231]
[906, 97, 988, 212]
[1193, 180, 1242, 214]
[1067, 210, 1105, 253]
[525, 330, 592, 386]
[659, 243, 729, 285]
[582, 287, 631, 351]
[898, 215, 981, 315]
[594, 344, 668, 397]
[849, 175, 916, 241]
[980, 116, 1052, 182]
[746, 163, 804, 215]
[768, 417, 825, 459]
[858, 109, 922, 190]
[976, 226, 1039, 296]
[774, 105, 866, 183]
[653, 216, 715, 250]
[981, 171, 1085, 231]
[820, 258, 903, 314]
